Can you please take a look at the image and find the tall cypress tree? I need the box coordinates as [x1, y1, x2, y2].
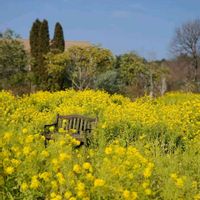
[39, 19, 50, 54]
[51, 22, 65, 53]
[29, 19, 41, 58]
[29, 19, 50, 86]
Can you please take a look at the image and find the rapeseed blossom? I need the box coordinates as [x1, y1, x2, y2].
[73, 164, 81, 174]
[83, 162, 92, 170]
[64, 191, 72, 199]
[77, 181, 85, 191]
[20, 182, 28, 192]
[123, 190, 130, 199]
[30, 176, 40, 189]
[39, 172, 51, 182]
[105, 146, 112, 154]
[94, 179, 105, 187]
[143, 163, 154, 178]
[5, 166, 14, 175]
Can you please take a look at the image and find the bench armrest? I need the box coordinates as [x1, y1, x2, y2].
[44, 123, 57, 129]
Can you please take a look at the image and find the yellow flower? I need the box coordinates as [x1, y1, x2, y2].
[56, 172, 65, 185]
[25, 135, 34, 143]
[77, 190, 86, 197]
[145, 189, 152, 195]
[77, 153, 82, 158]
[59, 140, 66, 146]
[70, 129, 77, 134]
[20, 182, 28, 192]
[123, 190, 130, 199]
[102, 123, 106, 129]
[115, 146, 125, 155]
[11, 146, 19, 153]
[30, 150, 37, 157]
[59, 153, 70, 161]
[94, 179, 105, 187]
[105, 146, 112, 155]
[86, 173, 94, 181]
[82, 197, 90, 200]
[139, 134, 146, 140]
[69, 197, 76, 200]
[5, 166, 14, 175]
[39, 172, 51, 182]
[11, 159, 21, 167]
[51, 195, 62, 200]
[51, 180, 58, 190]
[22, 128, 28, 134]
[142, 181, 150, 188]
[83, 162, 92, 170]
[41, 135, 45, 141]
[143, 168, 151, 178]
[23, 146, 31, 156]
[72, 139, 80, 146]
[170, 173, 177, 180]
[64, 191, 72, 199]
[34, 133, 40, 139]
[30, 176, 40, 189]
[50, 192, 57, 198]
[58, 128, 65, 133]
[77, 181, 85, 191]
[52, 159, 59, 166]
[143, 163, 154, 178]
[131, 192, 138, 199]
[192, 181, 198, 189]
[3, 132, 12, 142]
[194, 194, 200, 200]
[49, 126, 55, 132]
[175, 178, 184, 188]
[73, 164, 81, 174]
[41, 150, 49, 158]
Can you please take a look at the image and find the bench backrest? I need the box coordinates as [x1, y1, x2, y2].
[56, 114, 97, 134]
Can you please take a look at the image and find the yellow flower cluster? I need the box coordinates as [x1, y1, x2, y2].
[94, 179, 105, 187]
[30, 175, 40, 189]
[170, 173, 186, 188]
[4, 166, 14, 175]
[143, 162, 154, 178]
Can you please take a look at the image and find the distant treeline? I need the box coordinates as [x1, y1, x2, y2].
[0, 18, 200, 98]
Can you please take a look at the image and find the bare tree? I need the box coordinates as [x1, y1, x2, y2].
[171, 19, 200, 82]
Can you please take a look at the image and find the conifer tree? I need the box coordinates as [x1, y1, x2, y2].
[39, 19, 50, 54]
[29, 19, 41, 58]
[29, 19, 50, 87]
[51, 22, 65, 53]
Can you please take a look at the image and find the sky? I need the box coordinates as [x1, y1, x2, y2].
[0, 0, 200, 60]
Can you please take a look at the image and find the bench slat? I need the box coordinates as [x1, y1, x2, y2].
[80, 118, 83, 132]
[76, 118, 80, 132]
[69, 119, 73, 130]
[83, 120, 87, 131]
[73, 118, 76, 129]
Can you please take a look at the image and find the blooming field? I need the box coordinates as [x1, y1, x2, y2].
[0, 90, 200, 200]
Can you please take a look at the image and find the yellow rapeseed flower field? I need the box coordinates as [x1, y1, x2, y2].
[0, 90, 200, 199]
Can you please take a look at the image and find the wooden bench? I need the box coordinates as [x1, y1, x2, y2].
[43, 114, 97, 147]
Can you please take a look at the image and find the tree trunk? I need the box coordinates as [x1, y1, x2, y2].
[193, 53, 198, 83]
[149, 71, 154, 98]
[160, 76, 167, 96]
